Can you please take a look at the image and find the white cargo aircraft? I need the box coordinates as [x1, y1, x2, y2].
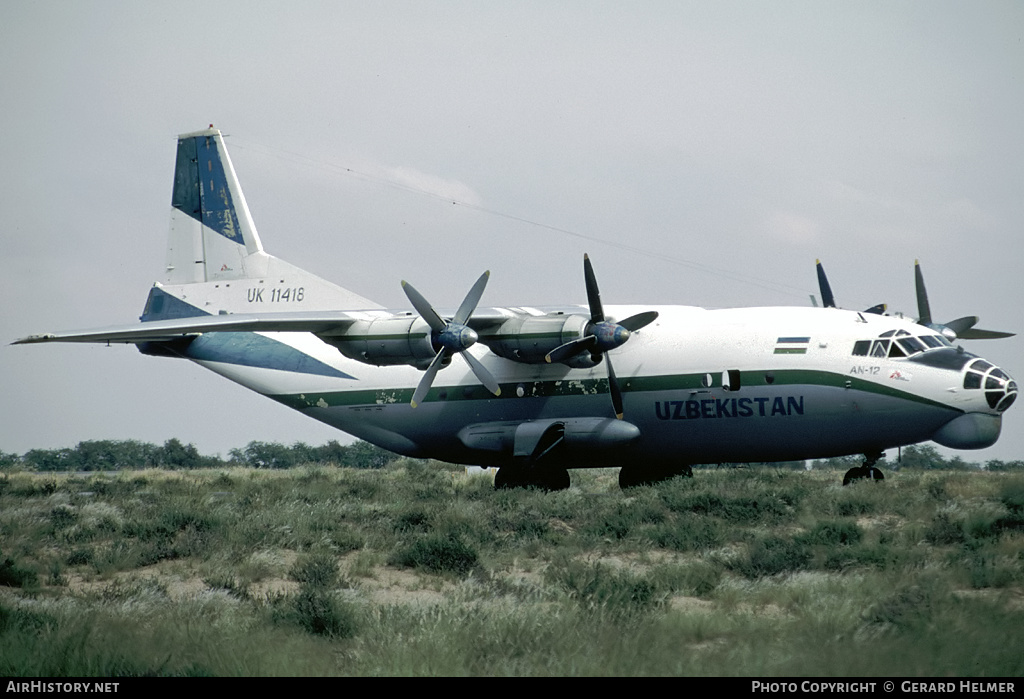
[15, 127, 1018, 489]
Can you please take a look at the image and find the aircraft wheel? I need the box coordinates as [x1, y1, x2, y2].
[543, 468, 571, 492]
[843, 466, 885, 485]
[619, 463, 693, 489]
[494, 466, 525, 490]
[842, 466, 865, 485]
[494, 466, 570, 492]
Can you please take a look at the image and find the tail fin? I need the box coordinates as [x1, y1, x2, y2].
[167, 126, 263, 283]
[146, 127, 380, 320]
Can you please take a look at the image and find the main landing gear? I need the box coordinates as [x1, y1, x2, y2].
[843, 451, 886, 486]
[494, 464, 571, 492]
[493, 421, 572, 492]
[618, 463, 693, 489]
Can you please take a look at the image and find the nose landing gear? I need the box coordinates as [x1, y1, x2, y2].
[843, 451, 886, 485]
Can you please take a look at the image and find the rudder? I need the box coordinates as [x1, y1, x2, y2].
[166, 126, 263, 284]
[146, 126, 380, 320]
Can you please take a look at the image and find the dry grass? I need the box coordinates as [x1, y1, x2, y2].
[1, 464, 1023, 675]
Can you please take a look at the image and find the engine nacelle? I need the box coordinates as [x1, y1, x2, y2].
[482, 313, 591, 364]
[324, 316, 437, 369]
[458, 417, 641, 459]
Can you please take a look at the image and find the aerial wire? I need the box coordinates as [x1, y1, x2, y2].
[229, 137, 820, 303]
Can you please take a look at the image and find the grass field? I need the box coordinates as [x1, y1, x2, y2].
[1, 462, 1023, 676]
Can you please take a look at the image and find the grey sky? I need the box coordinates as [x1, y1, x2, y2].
[2, 1, 1021, 462]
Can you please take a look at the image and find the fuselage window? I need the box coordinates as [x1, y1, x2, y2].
[852, 340, 871, 356]
[964, 372, 983, 390]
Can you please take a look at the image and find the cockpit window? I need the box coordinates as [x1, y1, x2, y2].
[888, 342, 907, 358]
[852, 332, 952, 358]
[896, 337, 927, 356]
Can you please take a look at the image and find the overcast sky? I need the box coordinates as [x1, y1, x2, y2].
[2, 1, 1022, 464]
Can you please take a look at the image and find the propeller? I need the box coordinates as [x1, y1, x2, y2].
[545, 254, 659, 419]
[914, 260, 1014, 340]
[815, 259, 887, 315]
[401, 271, 502, 408]
[815, 259, 836, 309]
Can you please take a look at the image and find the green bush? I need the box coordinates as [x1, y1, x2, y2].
[392, 533, 479, 576]
[648, 514, 725, 552]
[800, 520, 863, 546]
[924, 513, 965, 546]
[732, 536, 811, 578]
[545, 560, 665, 614]
[289, 553, 339, 589]
[291, 588, 359, 638]
[0, 551, 38, 589]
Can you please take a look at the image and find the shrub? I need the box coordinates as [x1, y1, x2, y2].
[392, 533, 479, 576]
[648, 514, 725, 552]
[660, 491, 789, 524]
[732, 536, 811, 578]
[289, 553, 339, 589]
[0, 552, 38, 589]
[545, 560, 665, 614]
[865, 584, 938, 630]
[800, 520, 863, 547]
[924, 513, 965, 546]
[292, 588, 359, 638]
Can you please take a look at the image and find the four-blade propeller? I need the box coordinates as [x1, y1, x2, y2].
[815, 260, 886, 315]
[914, 260, 1014, 340]
[815, 258, 1013, 341]
[402, 271, 501, 408]
[545, 254, 659, 419]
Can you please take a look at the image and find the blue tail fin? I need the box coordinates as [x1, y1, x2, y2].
[148, 126, 380, 319]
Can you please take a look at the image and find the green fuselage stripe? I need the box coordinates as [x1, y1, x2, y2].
[269, 368, 956, 413]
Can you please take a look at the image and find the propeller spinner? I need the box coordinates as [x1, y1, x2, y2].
[402, 271, 501, 408]
[914, 260, 1014, 340]
[545, 254, 658, 419]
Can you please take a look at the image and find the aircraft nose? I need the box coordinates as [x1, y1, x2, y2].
[963, 358, 1017, 413]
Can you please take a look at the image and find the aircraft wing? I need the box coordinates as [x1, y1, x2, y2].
[12, 308, 516, 346]
[11, 311, 366, 345]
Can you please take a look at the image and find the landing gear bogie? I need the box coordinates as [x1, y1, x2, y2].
[494, 465, 571, 492]
[619, 463, 693, 489]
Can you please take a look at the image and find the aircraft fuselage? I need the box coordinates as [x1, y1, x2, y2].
[184, 303, 1010, 468]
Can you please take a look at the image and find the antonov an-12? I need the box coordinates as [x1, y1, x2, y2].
[15, 127, 1018, 489]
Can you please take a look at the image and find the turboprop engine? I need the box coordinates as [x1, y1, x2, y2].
[483, 313, 599, 367]
[325, 315, 438, 369]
